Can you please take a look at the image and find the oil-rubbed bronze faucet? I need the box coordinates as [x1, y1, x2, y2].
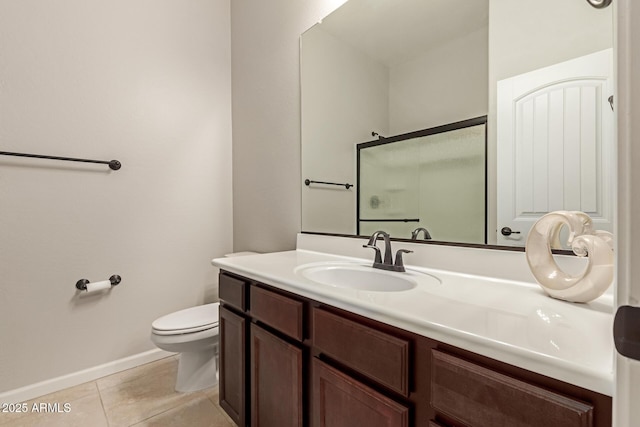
[363, 230, 413, 272]
[411, 227, 432, 240]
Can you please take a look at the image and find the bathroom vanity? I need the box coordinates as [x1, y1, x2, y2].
[212, 240, 613, 427]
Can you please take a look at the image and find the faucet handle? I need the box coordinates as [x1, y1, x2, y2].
[394, 249, 413, 271]
[363, 244, 383, 264]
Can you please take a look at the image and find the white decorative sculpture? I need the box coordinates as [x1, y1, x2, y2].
[525, 211, 614, 303]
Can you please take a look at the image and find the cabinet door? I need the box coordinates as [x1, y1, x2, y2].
[220, 305, 247, 427]
[250, 323, 303, 427]
[312, 358, 409, 427]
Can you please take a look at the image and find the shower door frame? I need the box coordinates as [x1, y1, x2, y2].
[355, 116, 488, 242]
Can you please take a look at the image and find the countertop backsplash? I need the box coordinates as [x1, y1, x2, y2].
[296, 233, 605, 294]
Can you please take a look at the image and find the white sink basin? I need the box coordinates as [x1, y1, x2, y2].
[295, 262, 441, 292]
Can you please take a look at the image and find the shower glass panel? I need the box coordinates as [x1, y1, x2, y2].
[357, 119, 487, 243]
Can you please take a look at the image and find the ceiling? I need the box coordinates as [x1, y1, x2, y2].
[314, 0, 489, 66]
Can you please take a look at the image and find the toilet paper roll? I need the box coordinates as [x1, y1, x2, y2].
[85, 280, 112, 293]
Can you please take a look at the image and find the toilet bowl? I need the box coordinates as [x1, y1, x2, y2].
[150, 302, 219, 392]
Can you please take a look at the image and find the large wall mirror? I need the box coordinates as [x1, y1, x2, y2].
[301, 0, 614, 249]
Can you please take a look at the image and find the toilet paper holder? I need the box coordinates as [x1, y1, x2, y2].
[76, 275, 122, 291]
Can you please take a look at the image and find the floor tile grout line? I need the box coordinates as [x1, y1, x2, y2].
[1, 358, 226, 427]
[205, 392, 236, 427]
[95, 380, 112, 427]
[95, 357, 179, 426]
[0, 381, 103, 427]
[125, 392, 213, 427]
[104, 387, 198, 425]
[208, 398, 236, 427]
[126, 405, 176, 427]
[97, 356, 205, 427]
[95, 356, 177, 395]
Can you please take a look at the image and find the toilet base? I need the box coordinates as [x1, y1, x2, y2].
[175, 347, 218, 392]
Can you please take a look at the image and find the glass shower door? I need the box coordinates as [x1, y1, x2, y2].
[357, 120, 486, 244]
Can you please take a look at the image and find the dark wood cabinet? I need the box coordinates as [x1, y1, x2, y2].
[250, 285, 304, 341]
[250, 323, 303, 427]
[219, 273, 306, 427]
[431, 350, 594, 427]
[219, 273, 248, 311]
[219, 305, 247, 427]
[313, 307, 410, 397]
[312, 358, 410, 427]
[218, 270, 612, 427]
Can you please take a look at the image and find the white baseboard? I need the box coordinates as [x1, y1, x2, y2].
[0, 349, 175, 404]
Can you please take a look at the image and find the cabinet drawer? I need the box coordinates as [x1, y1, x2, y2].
[312, 358, 409, 427]
[431, 350, 594, 427]
[312, 308, 409, 397]
[219, 273, 247, 311]
[250, 286, 304, 341]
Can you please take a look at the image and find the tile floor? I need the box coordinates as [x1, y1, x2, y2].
[0, 356, 235, 427]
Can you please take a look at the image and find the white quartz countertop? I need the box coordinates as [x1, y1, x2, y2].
[212, 249, 614, 396]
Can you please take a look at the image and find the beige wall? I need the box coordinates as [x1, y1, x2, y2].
[0, 0, 232, 393]
[389, 26, 488, 135]
[301, 25, 388, 235]
[231, 0, 347, 252]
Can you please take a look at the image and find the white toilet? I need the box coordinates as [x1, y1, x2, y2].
[150, 302, 220, 392]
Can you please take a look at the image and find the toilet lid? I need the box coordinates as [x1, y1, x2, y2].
[152, 302, 219, 333]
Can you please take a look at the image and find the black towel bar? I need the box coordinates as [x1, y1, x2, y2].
[359, 219, 420, 223]
[0, 151, 121, 170]
[305, 179, 352, 189]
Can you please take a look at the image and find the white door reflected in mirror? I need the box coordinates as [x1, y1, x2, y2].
[497, 49, 614, 246]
